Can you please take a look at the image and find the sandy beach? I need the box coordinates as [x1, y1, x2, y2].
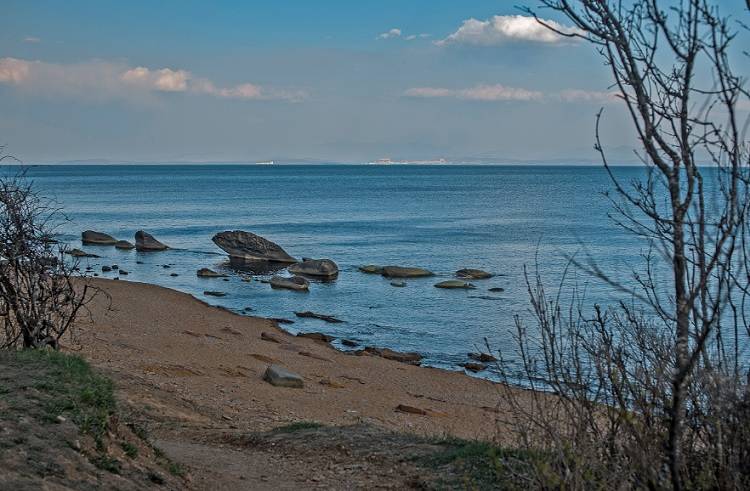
[74, 277, 510, 440]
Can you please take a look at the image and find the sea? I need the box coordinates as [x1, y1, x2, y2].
[25, 164, 651, 380]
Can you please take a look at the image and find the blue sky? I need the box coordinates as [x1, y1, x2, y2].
[1, 1, 747, 163]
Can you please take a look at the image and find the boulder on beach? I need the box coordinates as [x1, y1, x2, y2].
[66, 248, 99, 258]
[287, 258, 339, 279]
[81, 230, 116, 246]
[135, 231, 168, 251]
[456, 268, 493, 279]
[114, 240, 135, 250]
[358, 265, 383, 274]
[434, 280, 476, 289]
[212, 230, 296, 263]
[270, 275, 309, 291]
[263, 365, 304, 388]
[381, 266, 434, 278]
[197, 268, 228, 278]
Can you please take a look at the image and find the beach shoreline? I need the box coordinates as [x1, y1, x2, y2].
[72, 277, 516, 442]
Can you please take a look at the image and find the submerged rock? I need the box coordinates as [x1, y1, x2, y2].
[468, 352, 497, 363]
[263, 365, 304, 388]
[81, 230, 116, 246]
[358, 265, 383, 274]
[297, 332, 336, 343]
[390, 281, 407, 288]
[460, 362, 486, 373]
[101, 265, 112, 272]
[270, 275, 309, 291]
[359, 347, 422, 365]
[66, 248, 99, 258]
[212, 230, 296, 263]
[135, 230, 168, 251]
[455, 268, 493, 279]
[197, 268, 228, 278]
[294, 311, 344, 323]
[287, 258, 339, 279]
[381, 266, 434, 278]
[434, 280, 476, 289]
[114, 240, 135, 250]
[204, 291, 227, 297]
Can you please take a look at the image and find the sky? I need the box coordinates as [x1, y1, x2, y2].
[1, 1, 748, 164]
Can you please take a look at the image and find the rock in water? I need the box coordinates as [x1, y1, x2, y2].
[197, 268, 228, 278]
[66, 248, 99, 258]
[287, 258, 339, 279]
[212, 230, 296, 263]
[114, 240, 135, 250]
[135, 230, 168, 251]
[434, 280, 476, 289]
[468, 352, 497, 363]
[297, 332, 336, 343]
[460, 362, 486, 372]
[381, 266, 434, 278]
[455, 268, 493, 279]
[390, 281, 407, 287]
[358, 265, 383, 274]
[204, 291, 227, 297]
[263, 365, 304, 388]
[360, 347, 422, 365]
[270, 275, 309, 291]
[81, 230, 117, 245]
[294, 311, 344, 323]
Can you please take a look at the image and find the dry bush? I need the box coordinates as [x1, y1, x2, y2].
[0, 163, 95, 350]
[497, 1, 750, 489]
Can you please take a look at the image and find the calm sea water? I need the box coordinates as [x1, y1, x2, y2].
[26, 164, 645, 378]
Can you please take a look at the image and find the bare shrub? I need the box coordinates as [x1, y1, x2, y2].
[0, 161, 95, 350]
[498, 1, 750, 489]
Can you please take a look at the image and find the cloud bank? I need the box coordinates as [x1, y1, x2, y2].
[378, 28, 402, 39]
[405, 84, 618, 104]
[436, 15, 583, 46]
[0, 57, 306, 102]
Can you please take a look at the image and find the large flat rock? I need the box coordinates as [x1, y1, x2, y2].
[263, 365, 304, 388]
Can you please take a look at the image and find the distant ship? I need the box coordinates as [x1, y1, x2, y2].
[255, 160, 274, 165]
[367, 158, 393, 165]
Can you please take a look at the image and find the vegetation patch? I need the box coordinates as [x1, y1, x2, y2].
[273, 421, 325, 433]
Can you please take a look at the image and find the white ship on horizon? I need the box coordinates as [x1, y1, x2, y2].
[255, 160, 275, 165]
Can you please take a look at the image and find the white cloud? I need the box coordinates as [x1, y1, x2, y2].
[0, 57, 305, 102]
[378, 28, 402, 40]
[436, 15, 583, 47]
[405, 84, 543, 102]
[558, 89, 619, 103]
[0, 58, 32, 84]
[23, 36, 41, 44]
[405, 33, 431, 41]
[121, 66, 190, 92]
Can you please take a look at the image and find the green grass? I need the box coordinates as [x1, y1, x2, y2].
[9, 349, 116, 446]
[121, 441, 139, 458]
[273, 421, 324, 433]
[421, 437, 544, 490]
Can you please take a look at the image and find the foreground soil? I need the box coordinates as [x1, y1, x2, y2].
[65, 278, 520, 489]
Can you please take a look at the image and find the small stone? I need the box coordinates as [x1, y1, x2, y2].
[204, 291, 227, 297]
[390, 281, 407, 287]
[261, 332, 283, 343]
[170, 273, 179, 277]
[101, 266, 112, 272]
[263, 365, 304, 388]
[119, 270, 129, 275]
[395, 404, 427, 415]
[197, 268, 227, 278]
[56, 415, 67, 423]
[434, 280, 476, 289]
